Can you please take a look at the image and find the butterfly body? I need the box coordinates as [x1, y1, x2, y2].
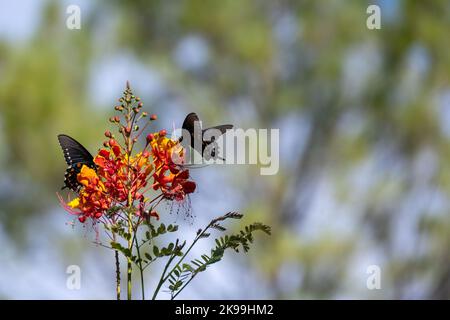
[58, 134, 96, 191]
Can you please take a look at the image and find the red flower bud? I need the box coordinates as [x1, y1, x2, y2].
[183, 181, 196, 194]
[109, 139, 116, 147]
[159, 129, 166, 136]
[135, 192, 143, 200]
[150, 211, 159, 220]
[146, 133, 154, 144]
[104, 130, 112, 138]
[150, 114, 157, 121]
[125, 126, 131, 136]
[138, 102, 143, 108]
[103, 141, 109, 148]
[78, 216, 86, 223]
[99, 149, 110, 158]
[114, 116, 120, 122]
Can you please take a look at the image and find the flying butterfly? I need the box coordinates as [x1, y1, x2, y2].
[57, 134, 96, 192]
[179, 112, 233, 161]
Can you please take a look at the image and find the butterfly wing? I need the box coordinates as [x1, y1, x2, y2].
[181, 112, 203, 144]
[57, 134, 96, 191]
[181, 112, 233, 160]
[182, 112, 200, 136]
[201, 125, 232, 159]
[202, 124, 233, 138]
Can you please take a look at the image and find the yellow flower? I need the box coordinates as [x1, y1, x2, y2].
[77, 165, 98, 187]
[68, 197, 80, 209]
[76, 165, 106, 192]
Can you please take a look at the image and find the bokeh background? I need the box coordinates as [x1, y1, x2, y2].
[1, 0, 450, 299]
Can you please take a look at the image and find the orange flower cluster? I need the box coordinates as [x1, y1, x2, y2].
[149, 131, 196, 201]
[64, 165, 111, 223]
[61, 130, 195, 223]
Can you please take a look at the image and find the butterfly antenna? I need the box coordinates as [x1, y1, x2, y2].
[179, 163, 210, 169]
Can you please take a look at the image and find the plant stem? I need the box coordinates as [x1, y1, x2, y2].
[127, 200, 133, 300]
[152, 253, 177, 300]
[115, 249, 121, 300]
[125, 86, 133, 300]
[132, 227, 145, 300]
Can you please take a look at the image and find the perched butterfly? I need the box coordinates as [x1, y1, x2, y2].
[57, 134, 96, 191]
[180, 112, 233, 161]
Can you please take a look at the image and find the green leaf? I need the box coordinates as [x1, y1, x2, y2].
[157, 223, 166, 235]
[182, 263, 194, 272]
[144, 252, 152, 261]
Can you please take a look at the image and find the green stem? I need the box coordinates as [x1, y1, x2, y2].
[127, 210, 132, 300]
[152, 253, 177, 300]
[125, 86, 134, 300]
[115, 249, 121, 300]
[132, 228, 145, 300]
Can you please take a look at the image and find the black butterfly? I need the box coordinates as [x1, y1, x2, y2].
[180, 112, 233, 161]
[57, 134, 96, 191]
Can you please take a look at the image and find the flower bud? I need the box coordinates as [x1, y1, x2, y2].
[159, 129, 167, 137]
[114, 116, 120, 122]
[104, 130, 112, 138]
[146, 133, 154, 144]
[138, 102, 143, 108]
[109, 139, 116, 147]
[142, 112, 148, 117]
[103, 141, 109, 148]
[125, 126, 131, 136]
[135, 97, 141, 101]
[150, 211, 159, 220]
[150, 114, 157, 121]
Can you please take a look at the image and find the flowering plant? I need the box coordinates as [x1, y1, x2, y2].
[58, 82, 270, 299]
